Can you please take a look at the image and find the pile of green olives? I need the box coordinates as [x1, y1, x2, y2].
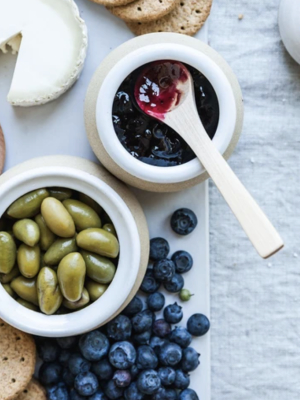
[0, 187, 119, 315]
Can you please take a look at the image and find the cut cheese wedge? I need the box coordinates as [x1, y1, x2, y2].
[0, 0, 88, 106]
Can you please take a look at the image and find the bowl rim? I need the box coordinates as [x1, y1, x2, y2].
[96, 43, 237, 184]
[0, 166, 141, 337]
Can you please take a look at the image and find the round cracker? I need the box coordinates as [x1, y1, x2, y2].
[16, 379, 46, 400]
[89, 0, 135, 7]
[0, 319, 36, 400]
[127, 0, 213, 36]
[108, 0, 178, 23]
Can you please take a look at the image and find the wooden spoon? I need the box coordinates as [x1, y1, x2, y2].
[134, 61, 284, 259]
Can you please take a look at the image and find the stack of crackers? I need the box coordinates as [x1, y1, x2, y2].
[0, 319, 46, 400]
[91, 0, 213, 36]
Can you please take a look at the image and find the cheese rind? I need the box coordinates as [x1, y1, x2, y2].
[0, 0, 88, 106]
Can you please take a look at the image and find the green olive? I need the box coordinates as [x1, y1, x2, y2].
[16, 298, 38, 311]
[76, 229, 119, 258]
[37, 267, 63, 315]
[41, 198, 75, 238]
[63, 288, 90, 310]
[17, 244, 40, 278]
[103, 223, 117, 237]
[85, 280, 107, 302]
[3, 283, 16, 298]
[81, 251, 116, 284]
[63, 199, 102, 232]
[79, 193, 103, 215]
[0, 232, 17, 274]
[10, 276, 38, 305]
[44, 237, 78, 265]
[13, 219, 40, 247]
[57, 252, 86, 302]
[7, 189, 49, 219]
[48, 187, 73, 201]
[0, 265, 20, 284]
[35, 214, 56, 251]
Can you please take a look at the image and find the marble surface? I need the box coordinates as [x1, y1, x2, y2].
[209, 1, 300, 399]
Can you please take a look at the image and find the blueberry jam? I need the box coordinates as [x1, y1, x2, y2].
[112, 62, 220, 167]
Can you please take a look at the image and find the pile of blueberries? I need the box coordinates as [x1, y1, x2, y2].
[37, 208, 209, 400]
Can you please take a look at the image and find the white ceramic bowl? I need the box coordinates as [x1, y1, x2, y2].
[279, 0, 300, 64]
[85, 33, 244, 192]
[0, 156, 149, 337]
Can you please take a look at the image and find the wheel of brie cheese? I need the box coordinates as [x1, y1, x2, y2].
[0, 0, 88, 106]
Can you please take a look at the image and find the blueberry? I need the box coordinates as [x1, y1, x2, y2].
[137, 369, 161, 395]
[152, 319, 171, 338]
[149, 336, 168, 355]
[62, 368, 74, 387]
[164, 303, 183, 324]
[107, 315, 132, 341]
[109, 341, 136, 369]
[113, 91, 134, 115]
[171, 209, 198, 235]
[59, 350, 71, 367]
[47, 382, 69, 400]
[133, 329, 152, 345]
[70, 388, 85, 400]
[68, 353, 91, 376]
[105, 380, 124, 399]
[130, 365, 140, 380]
[150, 238, 170, 261]
[174, 370, 190, 390]
[37, 338, 60, 362]
[163, 274, 184, 293]
[39, 362, 62, 385]
[89, 389, 108, 400]
[178, 388, 199, 400]
[152, 387, 178, 400]
[113, 370, 131, 387]
[79, 331, 110, 361]
[171, 251, 193, 274]
[124, 382, 144, 400]
[153, 259, 175, 282]
[168, 327, 192, 348]
[147, 293, 165, 312]
[187, 314, 210, 337]
[74, 371, 99, 396]
[123, 296, 143, 316]
[132, 310, 154, 333]
[181, 348, 200, 372]
[159, 343, 182, 367]
[136, 345, 158, 370]
[157, 367, 176, 386]
[92, 359, 114, 381]
[56, 336, 78, 349]
[140, 269, 160, 294]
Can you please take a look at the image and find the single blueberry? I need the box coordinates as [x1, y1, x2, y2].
[62, 368, 75, 387]
[131, 310, 154, 333]
[113, 91, 134, 115]
[130, 365, 140, 380]
[89, 389, 108, 400]
[187, 314, 210, 337]
[109, 341, 136, 369]
[124, 382, 144, 400]
[153, 259, 175, 282]
[152, 319, 171, 338]
[56, 336, 78, 349]
[178, 388, 199, 400]
[150, 238, 170, 261]
[39, 362, 62, 385]
[123, 296, 143, 316]
[136, 345, 158, 370]
[149, 336, 168, 355]
[163, 274, 184, 293]
[133, 329, 152, 345]
[37, 338, 60, 362]
[74, 371, 99, 396]
[92, 359, 114, 381]
[181, 348, 200, 372]
[70, 388, 85, 400]
[147, 292, 165, 312]
[174, 370, 190, 390]
[105, 380, 124, 399]
[47, 382, 69, 400]
[113, 370, 132, 387]
[170, 208, 198, 236]
[159, 343, 182, 367]
[68, 353, 91, 376]
[140, 269, 160, 294]
[171, 251, 193, 274]
[164, 303, 183, 324]
[152, 387, 178, 400]
[157, 367, 176, 386]
[137, 369, 161, 395]
[79, 331, 110, 361]
[107, 315, 132, 341]
[168, 327, 192, 348]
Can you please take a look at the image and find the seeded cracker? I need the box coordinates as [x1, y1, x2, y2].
[16, 379, 46, 400]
